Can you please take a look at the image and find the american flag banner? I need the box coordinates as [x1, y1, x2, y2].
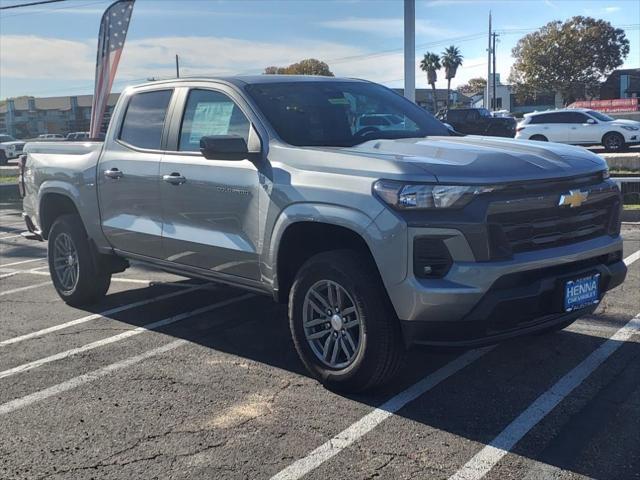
[89, 0, 135, 139]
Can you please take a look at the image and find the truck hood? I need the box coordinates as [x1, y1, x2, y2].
[342, 135, 606, 184]
[0, 140, 25, 147]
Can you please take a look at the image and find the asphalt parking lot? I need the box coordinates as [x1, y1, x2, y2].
[0, 195, 639, 480]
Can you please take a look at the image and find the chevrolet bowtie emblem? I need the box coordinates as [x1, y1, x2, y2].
[559, 190, 589, 208]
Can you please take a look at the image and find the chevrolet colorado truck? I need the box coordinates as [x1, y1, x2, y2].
[21, 76, 626, 392]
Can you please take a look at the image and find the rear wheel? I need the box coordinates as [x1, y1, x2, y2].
[603, 132, 625, 152]
[529, 134, 548, 142]
[289, 250, 405, 393]
[0, 150, 7, 166]
[48, 214, 111, 307]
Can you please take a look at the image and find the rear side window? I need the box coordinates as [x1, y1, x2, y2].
[119, 90, 173, 150]
[179, 89, 250, 152]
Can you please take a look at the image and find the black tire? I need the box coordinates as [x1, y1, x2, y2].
[48, 214, 111, 307]
[529, 134, 548, 142]
[603, 132, 626, 152]
[0, 150, 7, 166]
[289, 250, 405, 393]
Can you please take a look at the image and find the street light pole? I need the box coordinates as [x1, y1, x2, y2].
[404, 0, 415, 102]
[486, 11, 492, 109]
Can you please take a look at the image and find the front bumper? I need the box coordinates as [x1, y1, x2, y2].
[398, 244, 626, 347]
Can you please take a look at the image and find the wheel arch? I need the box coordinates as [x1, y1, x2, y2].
[38, 183, 83, 239]
[269, 204, 381, 304]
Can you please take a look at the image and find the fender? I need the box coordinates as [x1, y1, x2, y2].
[266, 202, 407, 293]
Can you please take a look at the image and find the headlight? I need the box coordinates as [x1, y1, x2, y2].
[621, 126, 639, 131]
[373, 180, 497, 209]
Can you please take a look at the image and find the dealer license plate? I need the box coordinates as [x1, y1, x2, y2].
[564, 273, 600, 312]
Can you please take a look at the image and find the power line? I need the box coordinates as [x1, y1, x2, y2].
[0, 0, 107, 18]
[0, 0, 65, 10]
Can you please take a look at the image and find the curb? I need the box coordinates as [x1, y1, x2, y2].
[621, 209, 640, 223]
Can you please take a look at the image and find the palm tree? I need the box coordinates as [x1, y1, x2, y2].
[419, 52, 441, 113]
[441, 46, 463, 110]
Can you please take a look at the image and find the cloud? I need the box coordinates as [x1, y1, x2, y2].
[0, 34, 513, 97]
[604, 6, 621, 12]
[318, 17, 459, 38]
[0, 34, 364, 84]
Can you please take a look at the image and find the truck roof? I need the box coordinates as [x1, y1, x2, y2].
[132, 75, 366, 90]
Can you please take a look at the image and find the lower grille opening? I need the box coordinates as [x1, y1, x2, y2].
[413, 237, 452, 278]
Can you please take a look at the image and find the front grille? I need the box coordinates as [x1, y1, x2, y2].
[488, 196, 618, 254]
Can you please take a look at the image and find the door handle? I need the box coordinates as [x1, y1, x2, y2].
[162, 172, 187, 185]
[104, 167, 123, 179]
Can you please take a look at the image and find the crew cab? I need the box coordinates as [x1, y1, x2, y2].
[515, 108, 640, 151]
[437, 107, 517, 137]
[21, 76, 626, 392]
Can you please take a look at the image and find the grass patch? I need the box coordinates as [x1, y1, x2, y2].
[0, 175, 18, 184]
[623, 204, 640, 210]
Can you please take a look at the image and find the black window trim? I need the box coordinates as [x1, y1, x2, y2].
[164, 84, 263, 158]
[115, 88, 175, 154]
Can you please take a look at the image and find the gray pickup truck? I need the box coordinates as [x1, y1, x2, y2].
[21, 76, 626, 392]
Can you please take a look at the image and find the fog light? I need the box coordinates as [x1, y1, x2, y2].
[414, 237, 453, 278]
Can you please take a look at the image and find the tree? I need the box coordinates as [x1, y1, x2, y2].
[440, 46, 463, 110]
[459, 77, 486, 96]
[264, 58, 334, 76]
[419, 52, 441, 113]
[509, 16, 629, 104]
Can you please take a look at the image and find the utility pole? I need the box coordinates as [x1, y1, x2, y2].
[492, 32, 498, 110]
[486, 11, 492, 109]
[404, 0, 416, 102]
[175, 54, 180, 78]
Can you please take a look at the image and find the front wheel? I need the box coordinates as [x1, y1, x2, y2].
[529, 134, 548, 142]
[48, 214, 111, 307]
[289, 250, 405, 393]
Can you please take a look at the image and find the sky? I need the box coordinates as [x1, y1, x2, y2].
[0, 0, 639, 99]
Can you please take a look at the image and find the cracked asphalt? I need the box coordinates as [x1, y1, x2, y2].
[1, 195, 639, 480]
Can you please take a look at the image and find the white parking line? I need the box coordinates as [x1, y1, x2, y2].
[0, 339, 187, 415]
[270, 348, 492, 480]
[0, 285, 204, 347]
[0, 233, 25, 240]
[0, 281, 52, 297]
[0, 293, 252, 380]
[1, 258, 45, 268]
[449, 313, 640, 480]
[624, 248, 640, 266]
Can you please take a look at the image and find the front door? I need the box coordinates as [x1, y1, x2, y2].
[98, 89, 174, 258]
[159, 88, 262, 280]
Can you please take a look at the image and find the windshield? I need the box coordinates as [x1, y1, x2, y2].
[0, 135, 16, 142]
[586, 110, 614, 122]
[245, 81, 450, 147]
[477, 108, 492, 117]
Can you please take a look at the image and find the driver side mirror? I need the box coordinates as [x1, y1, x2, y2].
[200, 135, 249, 161]
[586, 118, 596, 125]
[200, 124, 262, 161]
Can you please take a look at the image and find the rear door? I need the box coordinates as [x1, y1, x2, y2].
[158, 86, 262, 280]
[97, 88, 174, 257]
[530, 112, 570, 142]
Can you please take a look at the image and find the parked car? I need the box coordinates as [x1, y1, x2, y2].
[437, 108, 516, 137]
[37, 134, 65, 140]
[66, 132, 90, 141]
[21, 76, 626, 392]
[515, 108, 640, 152]
[0, 134, 26, 165]
[355, 113, 405, 132]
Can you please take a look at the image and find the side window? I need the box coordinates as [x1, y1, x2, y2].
[119, 90, 173, 150]
[566, 112, 588, 123]
[179, 89, 250, 152]
[447, 110, 463, 122]
[466, 110, 480, 121]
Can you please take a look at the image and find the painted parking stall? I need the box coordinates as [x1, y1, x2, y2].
[0, 201, 639, 479]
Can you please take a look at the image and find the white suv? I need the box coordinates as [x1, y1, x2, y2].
[516, 108, 640, 152]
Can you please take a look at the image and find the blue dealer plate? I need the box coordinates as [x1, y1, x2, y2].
[564, 273, 600, 312]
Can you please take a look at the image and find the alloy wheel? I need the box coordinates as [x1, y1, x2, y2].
[53, 232, 79, 293]
[303, 280, 363, 369]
